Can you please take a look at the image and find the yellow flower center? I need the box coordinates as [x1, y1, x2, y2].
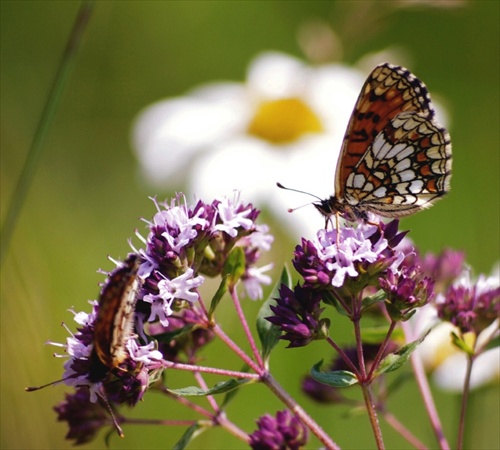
[247, 97, 323, 144]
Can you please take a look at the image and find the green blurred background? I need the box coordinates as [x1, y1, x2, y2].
[1, 1, 498, 449]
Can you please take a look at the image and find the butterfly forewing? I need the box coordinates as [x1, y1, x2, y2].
[331, 63, 451, 219]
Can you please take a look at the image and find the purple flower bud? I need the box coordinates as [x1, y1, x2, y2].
[437, 272, 500, 334]
[148, 307, 214, 362]
[419, 248, 465, 293]
[249, 410, 308, 450]
[380, 266, 435, 320]
[266, 284, 327, 348]
[53, 388, 111, 445]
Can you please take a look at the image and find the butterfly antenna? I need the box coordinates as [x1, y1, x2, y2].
[25, 376, 73, 391]
[276, 182, 323, 202]
[287, 202, 316, 214]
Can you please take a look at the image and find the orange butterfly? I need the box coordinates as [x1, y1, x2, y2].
[315, 63, 452, 223]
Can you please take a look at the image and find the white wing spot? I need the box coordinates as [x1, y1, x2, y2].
[399, 170, 416, 182]
[394, 157, 411, 172]
[386, 143, 408, 159]
[373, 186, 387, 198]
[395, 145, 414, 161]
[372, 134, 390, 159]
[409, 179, 424, 193]
[353, 174, 366, 189]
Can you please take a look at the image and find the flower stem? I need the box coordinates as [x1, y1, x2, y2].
[194, 371, 220, 412]
[456, 354, 474, 450]
[368, 320, 397, 380]
[162, 360, 259, 379]
[360, 382, 385, 449]
[261, 372, 340, 450]
[383, 411, 428, 449]
[401, 321, 450, 450]
[229, 285, 264, 368]
[194, 372, 250, 443]
[352, 308, 385, 449]
[124, 418, 199, 427]
[353, 316, 367, 378]
[215, 412, 250, 444]
[326, 336, 360, 377]
[157, 388, 249, 443]
[210, 323, 262, 372]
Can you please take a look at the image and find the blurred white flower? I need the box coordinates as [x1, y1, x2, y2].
[132, 51, 367, 238]
[417, 316, 499, 391]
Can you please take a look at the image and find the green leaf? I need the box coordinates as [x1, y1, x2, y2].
[222, 247, 246, 288]
[375, 329, 431, 376]
[361, 289, 386, 311]
[451, 331, 474, 355]
[401, 308, 417, 322]
[385, 301, 403, 321]
[173, 423, 206, 450]
[310, 360, 358, 388]
[221, 365, 250, 408]
[321, 290, 348, 316]
[167, 378, 252, 397]
[208, 274, 229, 318]
[256, 265, 292, 362]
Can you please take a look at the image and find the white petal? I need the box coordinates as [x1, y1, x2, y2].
[306, 65, 365, 134]
[189, 138, 277, 203]
[433, 347, 500, 391]
[269, 134, 342, 239]
[132, 94, 246, 184]
[246, 51, 309, 99]
[415, 320, 458, 371]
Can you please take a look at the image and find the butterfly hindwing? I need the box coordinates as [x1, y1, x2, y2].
[344, 110, 451, 217]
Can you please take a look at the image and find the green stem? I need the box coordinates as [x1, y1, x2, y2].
[0, 0, 93, 266]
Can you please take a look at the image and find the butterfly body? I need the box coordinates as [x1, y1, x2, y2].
[89, 253, 141, 381]
[316, 63, 452, 222]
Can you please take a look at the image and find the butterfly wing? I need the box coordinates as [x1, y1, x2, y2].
[344, 110, 451, 217]
[335, 63, 444, 202]
[334, 63, 452, 218]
